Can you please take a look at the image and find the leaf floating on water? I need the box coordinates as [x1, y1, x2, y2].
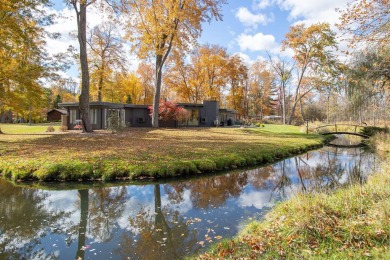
[197, 241, 205, 246]
[214, 236, 223, 240]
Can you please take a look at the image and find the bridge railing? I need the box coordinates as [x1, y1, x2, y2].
[314, 123, 364, 134]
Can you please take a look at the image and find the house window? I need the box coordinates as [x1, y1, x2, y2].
[120, 109, 125, 126]
[188, 109, 199, 126]
[90, 109, 98, 124]
[69, 109, 77, 124]
[179, 109, 199, 126]
[103, 109, 106, 128]
[106, 109, 124, 128]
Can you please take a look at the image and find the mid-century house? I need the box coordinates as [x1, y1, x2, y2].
[47, 109, 67, 122]
[58, 100, 237, 130]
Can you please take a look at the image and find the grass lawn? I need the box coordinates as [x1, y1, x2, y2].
[0, 123, 60, 134]
[0, 123, 328, 181]
[196, 134, 390, 259]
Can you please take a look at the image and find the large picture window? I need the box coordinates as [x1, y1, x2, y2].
[105, 109, 125, 128]
[69, 109, 77, 124]
[179, 108, 199, 126]
[90, 109, 98, 124]
[188, 109, 199, 126]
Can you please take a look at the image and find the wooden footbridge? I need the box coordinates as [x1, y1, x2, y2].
[315, 123, 370, 138]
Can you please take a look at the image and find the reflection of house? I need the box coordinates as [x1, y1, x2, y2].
[59, 100, 237, 130]
[47, 109, 67, 122]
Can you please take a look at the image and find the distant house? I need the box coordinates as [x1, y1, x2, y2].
[58, 100, 238, 130]
[47, 109, 67, 122]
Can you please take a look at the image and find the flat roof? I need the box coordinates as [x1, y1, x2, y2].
[59, 102, 125, 108]
[124, 104, 150, 108]
[219, 108, 238, 114]
[178, 102, 204, 107]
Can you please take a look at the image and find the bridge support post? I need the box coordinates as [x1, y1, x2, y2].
[306, 119, 309, 134]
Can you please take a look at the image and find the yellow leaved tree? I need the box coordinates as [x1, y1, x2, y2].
[88, 22, 127, 102]
[282, 22, 338, 125]
[122, 0, 226, 127]
[0, 0, 53, 123]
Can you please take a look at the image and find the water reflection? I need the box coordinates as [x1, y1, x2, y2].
[116, 184, 198, 259]
[0, 179, 71, 259]
[328, 134, 366, 148]
[0, 145, 378, 259]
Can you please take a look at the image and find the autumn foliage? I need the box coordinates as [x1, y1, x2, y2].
[148, 100, 191, 122]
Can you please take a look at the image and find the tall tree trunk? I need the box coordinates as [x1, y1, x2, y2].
[1, 109, 5, 123]
[327, 93, 330, 123]
[98, 63, 105, 102]
[288, 96, 299, 125]
[7, 110, 12, 123]
[28, 103, 32, 126]
[281, 84, 286, 124]
[143, 86, 147, 105]
[152, 55, 163, 127]
[75, 2, 93, 132]
[299, 98, 305, 121]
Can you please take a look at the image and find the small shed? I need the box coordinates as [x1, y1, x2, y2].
[47, 109, 67, 122]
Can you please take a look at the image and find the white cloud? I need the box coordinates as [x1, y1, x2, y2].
[235, 7, 272, 28]
[254, 0, 273, 10]
[237, 190, 274, 209]
[236, 32, 279, 53]
[162, 189, 193, 214]
[277, 0, 348, 27]
[234, 52, 254, 66]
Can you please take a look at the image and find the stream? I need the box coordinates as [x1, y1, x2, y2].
[0, 135, 379, 259]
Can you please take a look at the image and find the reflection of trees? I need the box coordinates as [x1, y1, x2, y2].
[88, 187, 128, 242]
[243, 148, 370, 199]
[246, 166, 273, 189]
[346, 155, 366, 185]
[168, 173, 249, 209]
[116, 184, 198, 259]
[0, 180, 69, 259]
[74, 186, 128, 259]
[295, 148, 367, 192]
[269, 160, 292, 199]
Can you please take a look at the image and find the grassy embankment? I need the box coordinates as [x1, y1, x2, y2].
[0, 123, 328, 182]
[196, 133, 390, 259]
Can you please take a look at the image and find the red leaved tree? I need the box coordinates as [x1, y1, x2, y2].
[149, 100, 191, 123]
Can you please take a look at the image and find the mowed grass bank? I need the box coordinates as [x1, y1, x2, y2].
[0, 124, 327, 181]
[196, 135, 390, 259]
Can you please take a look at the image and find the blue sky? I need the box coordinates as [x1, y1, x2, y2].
[47, 0, 350, 81]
